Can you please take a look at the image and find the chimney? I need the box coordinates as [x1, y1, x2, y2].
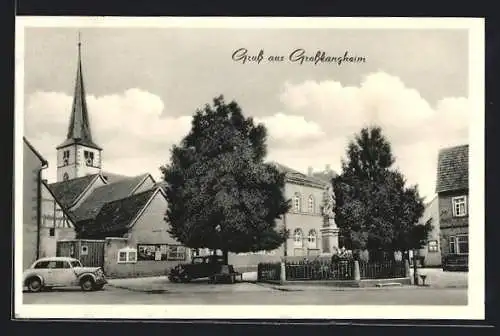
[307, 166, 313, 176]
[325, 164, 331, 172]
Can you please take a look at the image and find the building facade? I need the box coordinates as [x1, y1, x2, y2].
[436, 145, 469, 269]
[417, 195, 441, 267]
[22, 138, 48, 269]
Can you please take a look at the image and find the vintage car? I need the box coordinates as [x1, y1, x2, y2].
[168, 255, 226, 283]
[23, 256, 107, 292]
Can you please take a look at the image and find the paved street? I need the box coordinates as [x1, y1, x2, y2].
[23, 284, 467, 305]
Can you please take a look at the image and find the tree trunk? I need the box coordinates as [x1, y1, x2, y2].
[222, 249, 229, 265]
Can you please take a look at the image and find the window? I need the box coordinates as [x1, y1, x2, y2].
[84, 151, 95, 166]
[308, 195, 315, 213]
[428, 240, 438, 253]
[34, 261, 50, 269]
[117, 247, 138, 263]
[449, 235, 468, 255]
[63, 150, 70, 166]
[293, 193, 301, 212]
[70, 260, 82, 268]
[63, 173, 69, 181]
[49, 228, 55, 237]
[168, 246, 186, 260]
[293, 228, 303, 248]
[452, 196, 467, 217]
[307, 229, 317, 249]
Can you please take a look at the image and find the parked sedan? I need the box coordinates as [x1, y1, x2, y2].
[168, 255, 225, 283]
[23, 256, 107, 292]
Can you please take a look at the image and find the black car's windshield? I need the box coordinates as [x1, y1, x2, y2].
[70, 260, 82, 268]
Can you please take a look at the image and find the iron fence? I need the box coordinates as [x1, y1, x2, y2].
[285, 259, 354, 281]
[257, 262, 281, 282]
[359, 260, 406, 279]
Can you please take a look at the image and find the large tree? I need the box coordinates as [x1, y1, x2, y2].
[332, 126, 431, 261]
[161, 96, 290, 263]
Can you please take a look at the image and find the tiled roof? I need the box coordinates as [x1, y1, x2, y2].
[101, 171, 130, 183]
[71, 173, 150, 222]
[270, 162, 327, 188]
[436, 144, 469, 193]
[311, 170, 338, 184]
[81, 188, 158, 237]
[48, 174, 99, 209]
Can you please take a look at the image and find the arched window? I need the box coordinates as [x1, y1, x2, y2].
[293, 228, 303, 247]
[293, 193, 301, 212]
[307, 229, 317, 249]
[308, 195, 315, 213]
[63, 172, 69, 181]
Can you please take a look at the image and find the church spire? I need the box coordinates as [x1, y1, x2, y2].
[57, 33, 101, 150]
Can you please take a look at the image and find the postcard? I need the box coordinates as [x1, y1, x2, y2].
[14, 16, 484, 320]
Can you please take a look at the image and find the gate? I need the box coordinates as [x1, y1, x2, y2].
[57, 239, 106, 267]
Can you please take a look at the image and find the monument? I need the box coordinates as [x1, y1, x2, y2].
[320, 184, 340, 254]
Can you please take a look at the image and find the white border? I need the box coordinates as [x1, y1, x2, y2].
[14, 16, 485, 320]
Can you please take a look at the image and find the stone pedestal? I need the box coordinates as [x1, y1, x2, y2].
[320, 216, 339, 254]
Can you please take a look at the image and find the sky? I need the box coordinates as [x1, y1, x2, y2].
[22, 26, 470, 202]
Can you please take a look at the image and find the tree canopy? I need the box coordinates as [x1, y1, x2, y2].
[332, 126, 431, 257]
[161, 96, 290, 261]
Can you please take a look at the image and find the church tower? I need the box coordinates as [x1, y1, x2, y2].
[56, 36, 102, 182]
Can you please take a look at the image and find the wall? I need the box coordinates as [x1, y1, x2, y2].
[438, 190, 469, 257]
[75, 145, 102, 178]
[39, 183, 76, 258]
[103, 191, 190, 278]
[417, 196, 441, 266]
[23, 141, 43, 269]
[282, 181, 324, 256]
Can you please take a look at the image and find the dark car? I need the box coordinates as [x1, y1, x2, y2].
[442, 254, 469, 272]
[168, 255, 225, 283]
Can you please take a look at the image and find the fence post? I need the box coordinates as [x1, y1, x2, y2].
[404, 259, 410, 278]
[353, 260, 360, 281]
[280, 260, 286, 284]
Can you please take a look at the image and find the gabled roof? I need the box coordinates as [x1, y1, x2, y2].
[23, 137, 48, 166]
[101, 171, 130, 183]
[436, 144, 469, 193]
[71, 173, 151, 222]
[311, 170, 338, 184]
[81, 188, 160, 236]
[41, 180, 77, 226]
[154, 180, 168, 194]
[57, 42, 101, 151]
[270, 162, 327, 189]
[48, 173, 100, 209]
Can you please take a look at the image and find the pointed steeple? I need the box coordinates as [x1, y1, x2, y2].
[57, 34, 101, 150]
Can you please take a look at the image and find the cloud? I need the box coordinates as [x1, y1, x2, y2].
[273, 71, 469, 200]
[25, 88, 192, 182]
[255, 113, 325, 147]
[24, 72, 469, 201]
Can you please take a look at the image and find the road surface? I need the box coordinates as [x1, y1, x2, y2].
[22, 285, 467, 305]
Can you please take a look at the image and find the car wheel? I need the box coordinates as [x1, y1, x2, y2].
[181, 274, 191, 283]
[27, 277, 43, 293]
[80, 277, 95, 291]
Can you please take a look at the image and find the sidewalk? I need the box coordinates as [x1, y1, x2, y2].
[107, 272, 269, 294]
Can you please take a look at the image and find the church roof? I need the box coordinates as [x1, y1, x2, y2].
[435, 144, 469, 193]
[80, 188, 160, 237]
[71, 173, 151, 222]
[48, 174, 100, 209]
[270, 162, 327, 189]
[57, 40, 101, 151]
[101, 171, 131, 183]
